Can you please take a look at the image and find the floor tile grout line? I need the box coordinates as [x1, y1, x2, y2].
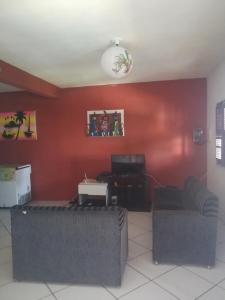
[152, 266, 223, 300]
[128, 230, 151, 240]
[0, 280, 15, 289]
[218, 218, 225, 225]
[129, 216, 152, 220]
[128, 223, 152, 231]
[0, 258, 12, 265]
[132, 227, 152, 233]
[0, 237, 11, 244]
[0, 261, 12, 268]
[214, 277, 225, 290]
[45, 283, 58, 300]
[103, 286, 118, 299]
[127, 249, 151, 262]
[47, 283, 71, 295]
[0, 244, 12, 251]
[128, 240, 152, 252]
[0, 245, 12, 251]
[131, 229, 152, 236]
[216, 240, 225, 245]
[152, 280, 181, 300]
[128, 257, 178, 282]
[150, 265, 178, 281]
[129, 232, 152, 240]
[129, 238, 152, 251]
[37, 293, 56, 300]
[128, 223, 152, 232]
[53, 287, 72, 295]
[128, 215, 151, 220]
[116, 280, 151, 299]
[127, 263, 153, 281]
[0, 231, 11, 238]
[128, 219, 152, 227]
[128, 213, 151, 219]
[128, 235, 151, 242]
[182, 264, 225, 286]
[0, 229, 10, 236]
[0, 219, 11, 235]
[0, 245, 12, 267]
[194, 283, 219, 299]
[128, 229, 152, 236]
[215, 257, 225, 264]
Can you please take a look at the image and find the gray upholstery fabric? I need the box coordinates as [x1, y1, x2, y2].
[183, 176, 218, 215]
[194, 189, 218, 217]
[11, 206, 128, 286]
[153, 177, 218, 267]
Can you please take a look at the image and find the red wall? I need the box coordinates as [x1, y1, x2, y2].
[0, 79, 206, 200]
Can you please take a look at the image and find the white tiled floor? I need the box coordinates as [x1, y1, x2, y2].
[1, 209, 225, 300]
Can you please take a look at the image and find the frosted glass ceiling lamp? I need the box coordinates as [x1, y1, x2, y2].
[101, 38, 133, 78]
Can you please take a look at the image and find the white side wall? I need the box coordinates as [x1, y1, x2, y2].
[207, 61, 225, 219]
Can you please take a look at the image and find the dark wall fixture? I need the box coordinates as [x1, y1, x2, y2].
[193, 128, 204, 145]
[216, 100, 225, 166]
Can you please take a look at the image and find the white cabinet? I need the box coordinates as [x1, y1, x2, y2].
[0, 165, 31, 207]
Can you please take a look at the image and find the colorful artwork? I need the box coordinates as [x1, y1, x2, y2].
[0, 111, 37, 141]
[87, 109, 124, 137]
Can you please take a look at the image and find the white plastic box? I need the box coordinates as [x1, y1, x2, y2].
[0, 165, 31, 207]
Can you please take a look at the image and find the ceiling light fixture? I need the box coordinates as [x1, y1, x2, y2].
[101, 38, 133, 78]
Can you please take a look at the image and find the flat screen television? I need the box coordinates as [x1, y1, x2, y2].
[111, 154, 145, 175]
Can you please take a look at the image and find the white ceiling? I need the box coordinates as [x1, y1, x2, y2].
[1, 0, 225, 91]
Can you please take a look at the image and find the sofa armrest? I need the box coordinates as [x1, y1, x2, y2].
[153, 209, 218, 266]
[153, 208, 215, 223]
[153, 209, 218, 240]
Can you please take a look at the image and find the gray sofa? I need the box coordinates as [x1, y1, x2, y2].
[11, 205, 128, 286]
[153, 177, 219, 267]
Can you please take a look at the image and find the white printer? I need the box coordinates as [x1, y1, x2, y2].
[78, 179, 109, 206]
[0, 164, 32, 207]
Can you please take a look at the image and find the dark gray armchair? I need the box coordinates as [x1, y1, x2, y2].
[152, 177, 218, 267]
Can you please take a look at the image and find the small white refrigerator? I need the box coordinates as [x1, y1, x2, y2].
[0, 165, 32, 207]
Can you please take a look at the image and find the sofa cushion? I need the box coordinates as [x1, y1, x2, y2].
[154, 187, 183, 210]
[181, 193, 198, 211]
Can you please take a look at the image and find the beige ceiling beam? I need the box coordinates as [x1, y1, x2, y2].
[0, 60, 60, 98]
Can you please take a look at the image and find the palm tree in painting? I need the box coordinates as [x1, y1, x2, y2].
[15, 111, 26, 140]
[24, 113, 33, 138]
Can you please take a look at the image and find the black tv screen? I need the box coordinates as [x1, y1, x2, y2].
[111, 154, 145, 174]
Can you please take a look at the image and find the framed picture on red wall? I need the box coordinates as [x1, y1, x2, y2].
[87, 109, 124, 137]
[0, 111, 37, 141]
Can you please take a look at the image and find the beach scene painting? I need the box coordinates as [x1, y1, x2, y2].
[0, 111, 37, 141]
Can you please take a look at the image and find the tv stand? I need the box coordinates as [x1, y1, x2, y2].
[111, 155, 150, 211]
